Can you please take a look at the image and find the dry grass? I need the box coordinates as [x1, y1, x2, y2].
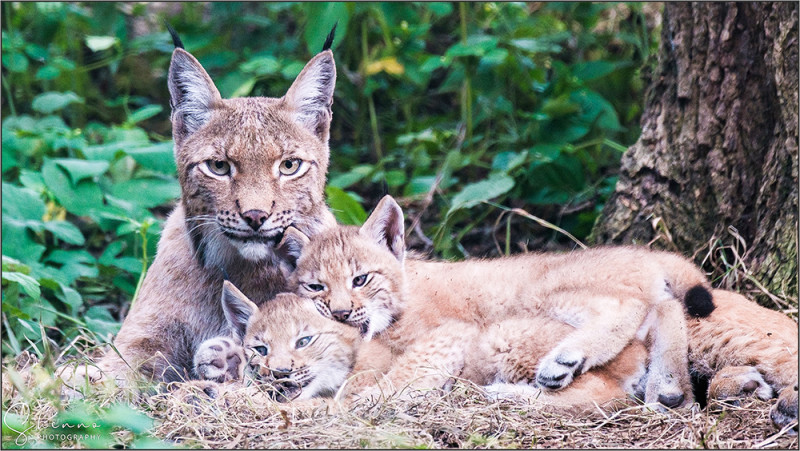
[3, 357, 797, 449]
[145, 382, 797, 449]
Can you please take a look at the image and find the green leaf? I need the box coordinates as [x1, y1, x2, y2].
[2, 271, 41, 300]
[85, 35, 118, 52]
[328, 165, 372, 190]
[57, 284, 83, 314]
[42, 159, 105, 215]
[1, 222, 45, 263]
[43, 221, 85, 245]
[2, 182, 45, 221]
[448, 173, 515, 214]
[32, 91, 84, 114]
[326, 186, 367, 225]
[53, 158, 110, 184]
[84, 306, 120, 339]
[124, 142, 176, 174]
[240, 56, 281, 75]
[111, 178, 180, 208]
[126, 105, 163, 124]
[100, 404, 154, 434]
[572, 60, 629, 82]
[491, 151, 528, 173]
[36, 65, 61, 80]
[509, 38, 562, 54]
[2, 52, 28, 72]
[303, 3, 350, 55]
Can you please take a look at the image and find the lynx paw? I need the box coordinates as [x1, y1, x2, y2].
[708, 366, 774, 404]
[771, 385, 798, 432]
[536, 348, 586, 391]
[193, 336, 245, 383]
[644, 373, 689, 410]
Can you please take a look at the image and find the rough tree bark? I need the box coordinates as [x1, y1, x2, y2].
[590, 2, 798, 308]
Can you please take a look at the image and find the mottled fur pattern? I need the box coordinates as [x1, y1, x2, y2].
[194, 282, 361, 401]
[284, 195, 714, 408]
[84, 41, 338, 383]
[689, 289, 798, 429]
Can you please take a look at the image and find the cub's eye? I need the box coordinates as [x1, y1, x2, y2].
[295, 336, 313, 349]
[352, 274, 368, 288]
[306, 283, 325, 292]
[207, 160, 231, 176]
[253, 345, 269, 356]
[279, 159, 303, 176]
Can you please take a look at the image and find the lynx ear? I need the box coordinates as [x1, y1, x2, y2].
[360, 195, 405, 261]
[283, 50, 336, 143]
[221, 280, 258, 340]
[168, 48, 222, 146]
[276, 227, 311, 269]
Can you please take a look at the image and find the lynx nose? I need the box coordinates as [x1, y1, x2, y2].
[241, 209, 268, 231]
[271, 367, 292, 379]
[331, 310, 352, 322]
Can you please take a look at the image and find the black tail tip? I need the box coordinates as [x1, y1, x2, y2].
[685, 286, 715, 317]
[322, 21, 338, 52]
[165, 21, 184, 50]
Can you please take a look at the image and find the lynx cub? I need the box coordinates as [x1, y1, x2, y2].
[278, 195, 715, 407]
[197, 279, 650, 408]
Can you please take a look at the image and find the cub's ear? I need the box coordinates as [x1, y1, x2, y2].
[276, 227, 311, 269]
[360, 195, 405, 261]
[221, 280, 258, 340]
[283, 50, 336, 144]
[168, 48, 222, 146]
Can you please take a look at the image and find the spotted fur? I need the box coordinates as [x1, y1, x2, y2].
[90, 41, 338, 383]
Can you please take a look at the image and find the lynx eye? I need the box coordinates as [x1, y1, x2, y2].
[279, 159, 303, 176]
[253, 345, 269, 356]
[207, 160, 231, 176]
[352, 274, 368, 288]
[306, 283, 325, 292]
[295, 336, 313, 349]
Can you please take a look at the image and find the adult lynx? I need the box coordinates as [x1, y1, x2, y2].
[77, 29, 339, 383]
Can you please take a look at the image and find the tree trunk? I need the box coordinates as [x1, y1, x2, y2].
[590, 2, 798, 309]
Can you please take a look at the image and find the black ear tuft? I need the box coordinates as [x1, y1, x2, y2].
[684, 286, 715, 317]
[165, 21, 184, 49]
[322, 21, 338, 52]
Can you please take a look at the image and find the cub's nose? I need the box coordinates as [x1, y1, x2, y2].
[241, 209, 268, 231]
[271, 367, 293, 379]
[331, 310, 352, 322]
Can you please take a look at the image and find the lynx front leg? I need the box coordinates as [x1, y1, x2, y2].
[642, 300, 693, 409]
[536, 294, 648, 391]
[193, 336, 245, 383]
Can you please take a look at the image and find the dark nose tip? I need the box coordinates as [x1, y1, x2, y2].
[331, 310, 351, 321]
[271, 367, 292, 378]
[241, 209, 268, 231]
[658, 393, 685, 409]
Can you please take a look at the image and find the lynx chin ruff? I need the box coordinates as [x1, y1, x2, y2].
[59, 29, 339, 385]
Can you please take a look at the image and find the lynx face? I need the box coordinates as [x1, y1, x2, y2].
[220, 282, 360, 401]
[168, 47, 337, 266]
[279, 196, 406, 340]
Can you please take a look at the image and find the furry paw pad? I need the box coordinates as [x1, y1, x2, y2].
[709, 366, 774, 403]
[536, 348, 586, 391]
[771, 385, 798, 432]
[193, 336, 245, 383]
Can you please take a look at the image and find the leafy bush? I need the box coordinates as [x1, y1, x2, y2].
[1, 2, 659, 357]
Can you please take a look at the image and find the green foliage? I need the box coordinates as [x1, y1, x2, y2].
[1, 2, 659, 357]
[2, 399, 170, 449]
